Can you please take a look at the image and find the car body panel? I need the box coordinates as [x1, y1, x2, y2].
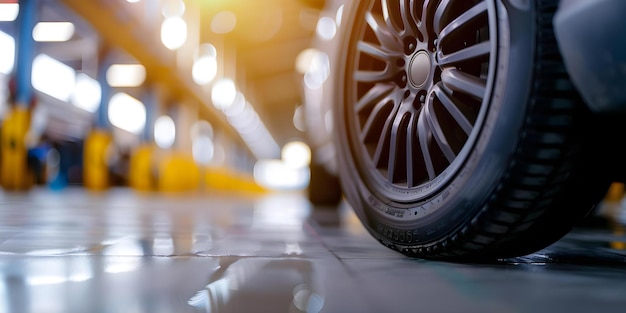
[554, 0, 626, 113]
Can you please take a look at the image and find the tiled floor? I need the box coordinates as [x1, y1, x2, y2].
[0, 187, 625, 313]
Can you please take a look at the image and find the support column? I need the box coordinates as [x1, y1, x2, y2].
[129, 86, 158, 191]
[173, 100, 196, 153]
[1, 0, 36, 190]
[157, 100, 201, 193]
[83, 49, 113, 191]
[95, 49, 112, 131]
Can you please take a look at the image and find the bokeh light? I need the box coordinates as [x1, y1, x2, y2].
[154, 115, 176, 149]
[108, 93, 146, 134]
[161, 16, 188, 50]
[211, 78, 237, 110]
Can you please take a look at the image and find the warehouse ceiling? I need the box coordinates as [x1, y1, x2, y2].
[192, 0, 326, 147]
[23, 0, 328, 153]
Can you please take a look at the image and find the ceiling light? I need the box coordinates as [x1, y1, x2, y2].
[154, 115, 176, 149]
[253, 159, 310, 190]
[304, 52, 330, 90]
[282, 141, 311, 169]
[223, 92, 246, 117]
[32, 54, 76, 102]
[106, 64, 146, 87]
[295, 48, 319, 74]
[227, 104, 257, 130]
[192, 54, 217, 85]
[193, 136, 214, 165]
[72, 73, 101, 113]
[211, 78, 237, 110]
[316, 16, 336, 40]
[108, 93, 146, 134]
[33, 22, 75, 42]
[161, 16, 188, 50]
[0, 3, 19, 22]
[0, 30, 15, 75]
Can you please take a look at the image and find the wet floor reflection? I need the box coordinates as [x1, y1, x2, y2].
[0, 255, 218, 313]
[0, 189, 317, 258]
[0, 187, 626, 312]
[188, 258, 324, 313]
[0, 188, 333, 313]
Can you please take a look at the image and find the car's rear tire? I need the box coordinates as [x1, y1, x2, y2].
[334, 0, 614, 260]
[308, 160, 342, 206]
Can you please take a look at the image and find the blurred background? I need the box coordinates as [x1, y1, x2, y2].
[0, 0, 339, 194]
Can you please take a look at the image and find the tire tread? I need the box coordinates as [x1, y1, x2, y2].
[406, 0, 612, 259]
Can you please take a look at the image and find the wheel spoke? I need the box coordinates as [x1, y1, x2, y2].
[437, 41, 491, 66]
[354, 83, 396, 114]
[441, 68, 486, 99]
[399, 0, 418, 34]
[418, 0, 430, 25]
[381, 0, 402, 35]
[417, 111, 436, 180]
[408, 0, 421, 23]
[433, 0, 453, 34]
[355, 69, 396, 83]
[433, 84, 473, 135]
[358, 41, 394, 61]
[438, 1, 487, 39]
[372, 104, 400, 167]
[419, 0, 438, 31]
[424, 95, 457, 163]
[360, 98, 395, 142]
[387, 112, 409, 182]
[365, 12, 402, 50]
[406, 114, 418, 187]
[408, 0, 428, 39]
[355, 41, 400, 83]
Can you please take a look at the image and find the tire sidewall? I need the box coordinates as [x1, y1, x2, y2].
[333, 0, 538, 247]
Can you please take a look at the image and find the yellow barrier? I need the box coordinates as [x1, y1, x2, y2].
[123, 147, 268, 195]
[203, 166, 267, 194]
[83, 130, 112, 191]
[1, 107, 32, 190]
[157, 153, 201, 193]
[129, 144, 155, 191]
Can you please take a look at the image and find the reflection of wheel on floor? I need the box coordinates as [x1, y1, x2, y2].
[334, 0, 614, 259]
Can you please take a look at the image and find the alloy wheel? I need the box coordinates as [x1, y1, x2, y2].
[345, 0, 496, 200]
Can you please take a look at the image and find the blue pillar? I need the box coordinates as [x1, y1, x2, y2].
[96, 51, 113, 130]
[15, 0, 36, 108]
[142, 87, 156, 143]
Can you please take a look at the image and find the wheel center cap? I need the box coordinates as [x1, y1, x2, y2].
[408, 51, 431, 88]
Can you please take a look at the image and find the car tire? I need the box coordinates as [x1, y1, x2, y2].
[333, 0, 614, 260]
[308, 160, 343, 206]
